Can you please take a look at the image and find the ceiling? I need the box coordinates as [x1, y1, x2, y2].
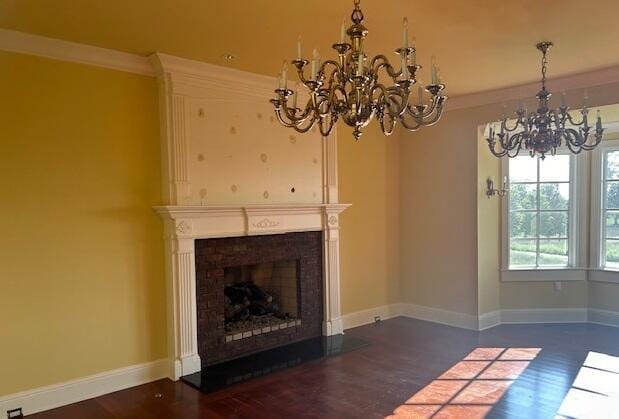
[2, 0, 619, 96]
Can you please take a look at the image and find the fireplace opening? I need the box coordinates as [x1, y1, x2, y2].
[224, 260, 301, 337]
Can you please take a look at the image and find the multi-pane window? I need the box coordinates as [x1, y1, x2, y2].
[601, 150, 619, 269]
[508, 155, 571, 268]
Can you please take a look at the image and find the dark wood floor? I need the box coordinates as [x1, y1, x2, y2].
[30, 317, 619, 418]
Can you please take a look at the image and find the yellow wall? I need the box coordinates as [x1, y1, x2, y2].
[0, 51, 166, 395]
[338, 123, 401, 314]
[0, 50, 401, 396]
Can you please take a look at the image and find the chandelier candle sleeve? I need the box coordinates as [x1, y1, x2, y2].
[402, 17, 409, 48]
[270, 0, 447, 140]
[281, 62, 288, 89]
[311, 49, 319, 80]
[485, 41, 604, 159]
[401, 54, 409, 79]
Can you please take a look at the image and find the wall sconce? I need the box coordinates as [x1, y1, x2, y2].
[486, 176, 508, 198]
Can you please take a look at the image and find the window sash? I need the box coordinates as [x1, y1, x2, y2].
[601, 150, 619, 269]
[507, 155, 572, 269]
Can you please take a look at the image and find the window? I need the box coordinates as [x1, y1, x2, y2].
[601, 150, 619, 269]
[508, 154, 572, 269]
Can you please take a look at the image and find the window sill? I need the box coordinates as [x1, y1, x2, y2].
[501, 268, 587, 282]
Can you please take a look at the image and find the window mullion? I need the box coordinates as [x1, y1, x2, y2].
[535, 158, 541, 268]
[603, 154, 608, 268]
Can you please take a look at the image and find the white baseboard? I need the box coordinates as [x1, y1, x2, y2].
[0, 359, 169, 416]
[589, 308, 619, 327]
[478, 310, 502, 330]
[342, 304, 619, 332]
[341, 304, 401, 330]
[398, 303, 480, 330]
[501, 308, 588, 324]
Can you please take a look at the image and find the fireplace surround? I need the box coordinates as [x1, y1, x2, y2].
[151, 53, 350, 380]
[196, 232, 323, 366]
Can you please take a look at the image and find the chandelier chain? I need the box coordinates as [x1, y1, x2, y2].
[541, 49, 548, 90]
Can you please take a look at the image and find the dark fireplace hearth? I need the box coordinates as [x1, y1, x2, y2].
[195, 232, 323, 366]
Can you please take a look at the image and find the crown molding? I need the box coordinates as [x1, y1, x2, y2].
[0, 28, 153, 76]
[448, 65, 619, 111]
[149, 53, 275, 87]
[4, 28, 619, 111]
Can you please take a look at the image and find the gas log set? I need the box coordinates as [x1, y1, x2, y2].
[224, 281, 293, 332]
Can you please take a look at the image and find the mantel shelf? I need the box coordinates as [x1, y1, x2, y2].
[153, 203, 351, 219]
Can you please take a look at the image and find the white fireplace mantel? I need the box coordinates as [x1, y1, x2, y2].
[154, 203, 350, 380]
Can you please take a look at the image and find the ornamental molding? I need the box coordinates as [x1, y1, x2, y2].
[252, 218, 280, 229]
[175, 220, 192, 235]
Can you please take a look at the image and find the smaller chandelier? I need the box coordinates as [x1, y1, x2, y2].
[486, 42, 604, 159]
[270, 0, 447, 140]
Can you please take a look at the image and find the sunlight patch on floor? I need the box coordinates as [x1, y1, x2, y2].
[556, 351, 619, 419]
[386, 347, 541, 419]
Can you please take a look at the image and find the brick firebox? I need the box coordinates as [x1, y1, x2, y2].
[195, 231, 324, 366]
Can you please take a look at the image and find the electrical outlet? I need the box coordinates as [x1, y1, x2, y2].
[554, 281, 563, 292]
[374, 316, 381, 323]
[7, 408, 23, 419]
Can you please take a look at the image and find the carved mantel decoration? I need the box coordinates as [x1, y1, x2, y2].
[150, 52, 350, 381]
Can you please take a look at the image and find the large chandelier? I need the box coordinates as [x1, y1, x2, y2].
[486, 41, 604, 159]
[270, 0, 447, 140]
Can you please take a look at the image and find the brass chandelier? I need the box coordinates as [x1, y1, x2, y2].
[486, 42, 604, 159]
[270, 0, 447, 140]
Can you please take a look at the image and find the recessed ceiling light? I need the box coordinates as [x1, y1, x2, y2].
[221, 53, 236, 61]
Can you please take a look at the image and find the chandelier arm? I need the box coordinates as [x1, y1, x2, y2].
[564, 129, 585, 154]
[315, 94, 334, 119]
[274, 108, 307, 128]
[398, 114, 422, 131]
[281, 96, 316, 125]
[371, 84, 406, 117]
[499, 132, 525, 158]
[507, 137, 524, 158]
[294, 66, 313, 86]
[566, 126, 602, 152]
[318, 60, 342, 83]
[318, 113, 338, 137]
[384, 86, 410, 116]
[406, 98, 436, 119]
[292, 114, 318, 133]
[410, 102, 445, 128]
[502, 119, 524, 133]
[371, 55, 401, 79]
[486, 139, 509, 158]
[505, 132, 526, 153]
[424, 103, 447, 126]
[379, 112, 396, 136]
[564, 112, 588, 127]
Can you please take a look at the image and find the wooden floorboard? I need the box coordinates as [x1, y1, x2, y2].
[29, 317, 619, 418]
